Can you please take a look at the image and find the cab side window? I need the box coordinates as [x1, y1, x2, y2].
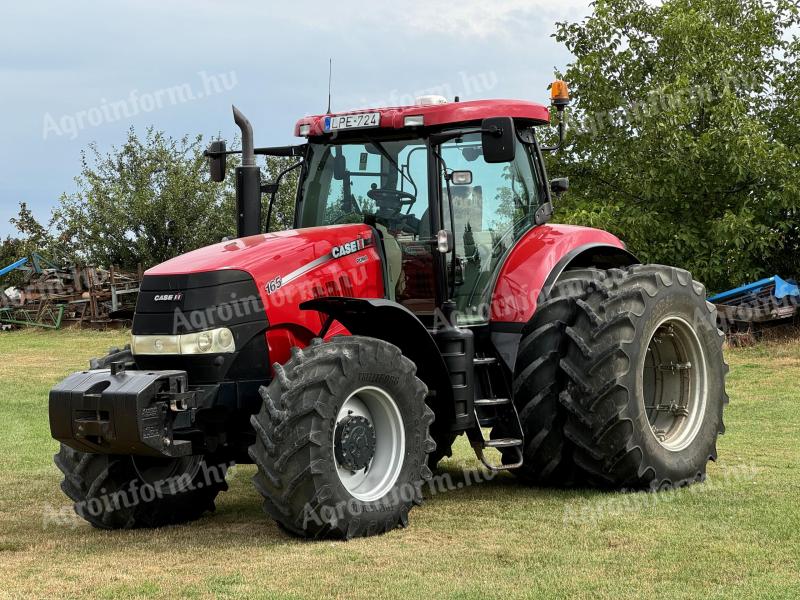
[440, 132, 541, 323]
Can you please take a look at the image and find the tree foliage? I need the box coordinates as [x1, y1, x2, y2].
[550, 0, 800, 291]
[0, 203, 55, 288]
[262, 155, 300, 232]
[51, 128, 238, 270]
[45, 128, 302, 271]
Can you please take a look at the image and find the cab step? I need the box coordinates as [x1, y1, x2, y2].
[473, 356, 497, 366]
[484, 437, 522, 449]
[468, 353, 525, 471]
[474, 397, 511, 407]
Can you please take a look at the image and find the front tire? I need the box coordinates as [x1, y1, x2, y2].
[54, 347, 230, 529]
[55, 445, 230, 528]
[248, 336, 435, 539]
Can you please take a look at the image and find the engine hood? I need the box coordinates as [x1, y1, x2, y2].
[150, 225, 356, 277]
[147, 224, 374, 277]
[145, 223, 387, 330]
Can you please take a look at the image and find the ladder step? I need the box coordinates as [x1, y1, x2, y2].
[473, 357, 497, 366]
[484, 437, 522, 449]
[474, 397, 511, 407]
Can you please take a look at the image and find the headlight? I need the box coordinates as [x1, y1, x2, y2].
[130, 327, 236, 355]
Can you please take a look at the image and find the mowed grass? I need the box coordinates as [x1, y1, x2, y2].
[0, 329, 798, 599]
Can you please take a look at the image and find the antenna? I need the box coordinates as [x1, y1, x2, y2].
[326, 58, 332, 114]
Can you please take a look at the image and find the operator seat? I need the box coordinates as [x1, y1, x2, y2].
[375, 224, 403, 301]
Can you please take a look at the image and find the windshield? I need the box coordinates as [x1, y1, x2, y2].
[298, 137, 430, 235]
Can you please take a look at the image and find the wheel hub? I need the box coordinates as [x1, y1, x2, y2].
[334, 414, 377, 471]
[642, 316, 708, 452]
[333, 386, 406, 501]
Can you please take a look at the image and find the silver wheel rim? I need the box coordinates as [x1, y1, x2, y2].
[642, 316, 708, 452]
[334, 386, 405, 501]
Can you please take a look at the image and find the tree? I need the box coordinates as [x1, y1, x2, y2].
[0, 203, 54, 289]
[52, 128, 237, 270]
[549, 0, 800, 291]
[262, 155, 301, 232]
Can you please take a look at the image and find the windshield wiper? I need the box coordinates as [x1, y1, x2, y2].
[364, 136, 418, 198]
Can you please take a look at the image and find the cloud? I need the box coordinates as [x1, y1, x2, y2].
[382, 0, 592, 38]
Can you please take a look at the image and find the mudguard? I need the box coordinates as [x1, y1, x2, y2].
[488, 224, 638, 371]
[490, 224, 638, 325]
[300, 297, 455, 425]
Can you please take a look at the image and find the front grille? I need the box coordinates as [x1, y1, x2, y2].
[132, 270, 269, 383]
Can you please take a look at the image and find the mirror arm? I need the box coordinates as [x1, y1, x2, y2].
[204, 144, 306, 158]
[264, 160, 303, 233]
[541, 111, 567, 153]
[429, 126, 493, 146]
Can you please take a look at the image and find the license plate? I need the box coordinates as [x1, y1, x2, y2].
[324, 112, 381, 132]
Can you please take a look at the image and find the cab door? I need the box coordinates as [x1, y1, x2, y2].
[436, 130, 544, 324]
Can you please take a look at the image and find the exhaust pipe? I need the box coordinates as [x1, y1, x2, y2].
[232, 105, 261, 237]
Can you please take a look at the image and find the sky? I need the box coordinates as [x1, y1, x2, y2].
[0, 0, 593, 239]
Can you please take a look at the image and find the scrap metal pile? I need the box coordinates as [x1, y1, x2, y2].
[0, 254, 140, 329]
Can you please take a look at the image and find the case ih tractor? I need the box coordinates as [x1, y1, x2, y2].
[49, 81, 727, 539]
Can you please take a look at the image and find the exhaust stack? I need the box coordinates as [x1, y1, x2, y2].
[232, 106, 261, 237]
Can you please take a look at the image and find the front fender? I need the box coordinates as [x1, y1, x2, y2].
[300, 297, 454, 422]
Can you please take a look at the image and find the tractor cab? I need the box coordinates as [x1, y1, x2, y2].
[292, 96, 557, 325]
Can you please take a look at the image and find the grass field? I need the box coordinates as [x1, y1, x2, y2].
[0, 329, 798, 599]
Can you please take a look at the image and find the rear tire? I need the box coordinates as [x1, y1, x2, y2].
[496, 269, 606, 485]
[559, 265, 728, 489]
[248, 336, 435, 539]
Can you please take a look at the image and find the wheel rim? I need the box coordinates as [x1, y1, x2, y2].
[642, 316, 708, 452]
[334, 386, 405, 502]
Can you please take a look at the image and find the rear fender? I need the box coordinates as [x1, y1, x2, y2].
[490, 225, 637, 324]
[489, 225, 638, 370]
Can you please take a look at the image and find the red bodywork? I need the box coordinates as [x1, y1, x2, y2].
[147, 224, 385, 365]
[145, 94, 625, 367]
[146, 221, 625, 366]
[490, 224, 626, 323]
[294, 99, 550, 137]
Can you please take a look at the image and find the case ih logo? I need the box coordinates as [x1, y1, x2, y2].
[265, 237, 373, 295]
[331, 238, 366, 259]
[153, 293, 184, 302]
[331, 238, 366, 258]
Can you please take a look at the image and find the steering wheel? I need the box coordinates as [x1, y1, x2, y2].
[367, 187, 416, 207]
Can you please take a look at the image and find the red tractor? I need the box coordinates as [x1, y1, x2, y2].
[50, 81, 727, 539]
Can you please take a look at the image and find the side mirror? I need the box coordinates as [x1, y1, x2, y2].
[450, 170, 473, 185]
[481, 117, 516, 163]
[333, 154, 347, 181]
[550, 177, 569, 195]
[207, 140, 227, 182]
[437, 229, 454, 253]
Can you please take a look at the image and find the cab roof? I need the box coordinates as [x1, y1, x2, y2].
[294, 99, 550, 137]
